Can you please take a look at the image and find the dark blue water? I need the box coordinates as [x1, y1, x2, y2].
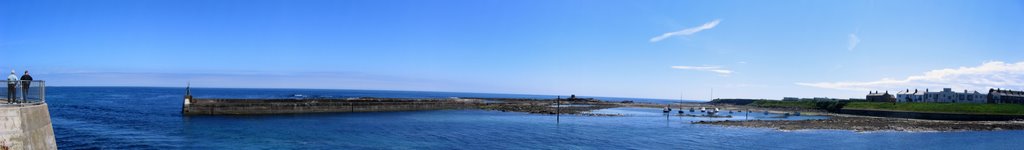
[47, 87, 1024, 149]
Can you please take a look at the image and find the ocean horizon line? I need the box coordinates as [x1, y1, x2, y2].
[44, 86, 702, 102]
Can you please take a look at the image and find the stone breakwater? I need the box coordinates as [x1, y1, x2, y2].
[839, 108, 1024, 121]
[182, 96, 636, 115]
[182, 98, 483, 115]
[695, 114, 1024, 132]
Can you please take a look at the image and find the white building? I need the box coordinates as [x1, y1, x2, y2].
[896, 88, 985, 103]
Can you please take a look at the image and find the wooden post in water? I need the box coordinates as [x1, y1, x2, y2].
[556, 96, 560, 124]
[745, 108, 749, 120]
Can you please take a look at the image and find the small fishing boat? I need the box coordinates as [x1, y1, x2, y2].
[677, 95, 686, 114]
[689, 107, 695, 112]
[763, 111, 769, 115]
[706, 108, 719, 116]
[700, 107, 706, 112]
[663, 106, 672, 113]
[794, 112, 801, 116]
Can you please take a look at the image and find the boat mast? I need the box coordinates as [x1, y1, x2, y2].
[679, 92, 684, 109]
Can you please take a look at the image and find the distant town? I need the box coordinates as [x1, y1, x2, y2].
[865, 88, 1024, 104]
[719, 88, 1024, 104]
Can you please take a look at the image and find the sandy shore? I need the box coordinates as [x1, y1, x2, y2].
[614, 104, 1024, 132]
[686, 104, 1024, 132]
[671, 103, 1024, 132]
[479, 99, 1024, 132]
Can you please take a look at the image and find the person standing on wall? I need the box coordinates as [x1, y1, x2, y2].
[20, 70, 32, 101]
[7, 70, 18, 103]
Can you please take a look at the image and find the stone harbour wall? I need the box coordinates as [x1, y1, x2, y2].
[183, 98, 483, 115]
[0, 104, 57, 150]
[840, 108, 1024, 121]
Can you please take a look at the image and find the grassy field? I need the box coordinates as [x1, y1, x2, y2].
[747, 100, 849, 112]
[845, 102, 1024, 115]
[748, 100, 818, 109]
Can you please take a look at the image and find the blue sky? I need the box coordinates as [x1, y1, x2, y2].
[2, 0, 1023, 100]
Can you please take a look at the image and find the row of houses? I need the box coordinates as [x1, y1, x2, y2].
[865, 88, 1024, 104]
[989, 88, 1024, 104]
[782, 97, 865, 101]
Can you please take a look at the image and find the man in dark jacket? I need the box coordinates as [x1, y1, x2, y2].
[20, 70, 32, 101]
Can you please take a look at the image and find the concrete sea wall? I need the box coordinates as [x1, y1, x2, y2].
[840, 108, 1024, 121]
[0, 104, 57, 150]
[183, 98, 483, 115]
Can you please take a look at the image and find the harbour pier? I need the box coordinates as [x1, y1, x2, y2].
[1, 81, 56, 150]
[182, 97, 483, 115]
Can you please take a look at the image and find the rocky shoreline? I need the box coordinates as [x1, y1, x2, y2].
[476, 99, 618, 115]
[476, 98, 1024, 132]
[695, 114, 1024, 132]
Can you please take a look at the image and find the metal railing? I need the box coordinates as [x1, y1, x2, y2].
[2, 80, 45, 104]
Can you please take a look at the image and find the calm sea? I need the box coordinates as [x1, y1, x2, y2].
[46, 87, 1023, 149]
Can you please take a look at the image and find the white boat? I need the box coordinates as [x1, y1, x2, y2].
[707, 108, 719, 115]
[700, 107, 706, 112]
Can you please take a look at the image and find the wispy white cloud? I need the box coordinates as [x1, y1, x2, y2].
[797, 61, 1024, 91]
[671, 65, 732, 75]
[848, 33, 860, 51]
[650, 19, 721, 42]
